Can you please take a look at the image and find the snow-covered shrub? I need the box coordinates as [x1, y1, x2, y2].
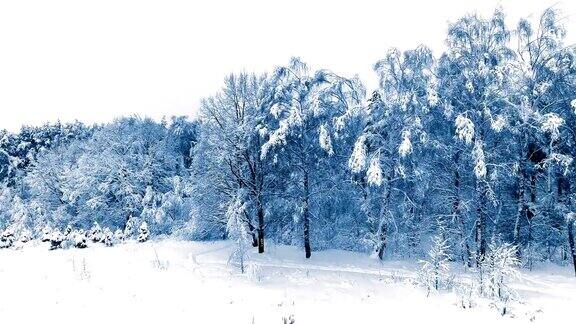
[114, 229, 125, 242]
[226, 192, 251, 273]
[73, 229, 87, 248]
[18, 228, 32, 243]
[478, 241, 520, 315]
[103, 228, 114, 247]
[63, 225, 73, 239]
[0, 227, 15, 248]
[124, 217, 135, 239]
[419, 233, 451, 295]
[41, 225, 52, 242]
[454, 282, 477, 309]
[58, 225, 75, 249]
[142, 187, 194, 236]
[88, 221, 103, 243]
[137, 221, 149, 242]
[49, 229, 65, 250]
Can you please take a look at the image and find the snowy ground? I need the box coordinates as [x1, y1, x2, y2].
[0, 240, 574, 323]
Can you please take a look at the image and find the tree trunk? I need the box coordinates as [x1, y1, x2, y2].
[246, 220, 258, 247]
[453, 152, 471, 267]
[242, 211, 258, 247]
[475, 179, 487, 265]
[377, 230, 387, 260]
[567, 218, 576, 277]
[521, 172, 538, 268]
[455, 180, 471, 266]
[376, 175, 391, 260]
[376, 213, 387, 260]
[514, 133, 532, 251]
[529, 173, 537, 221]
[303, 170, 311, 259]
[557, 173, 575, 277]
[514, 159, 527, 247]
[257, 201, 265, 253]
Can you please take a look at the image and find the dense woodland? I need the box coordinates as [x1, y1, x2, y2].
[1, 8, 575, 274]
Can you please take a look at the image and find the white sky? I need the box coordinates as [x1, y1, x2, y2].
[0, 0, 574, 131]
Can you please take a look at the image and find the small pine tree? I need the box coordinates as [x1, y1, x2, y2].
[226, 193, 251, 273]
[419, 233, 451, 295]
[41, 225, 52, 242]
[124, 216, 135, 239]
[478, 240, 520, 315]
[137, 221, 149, 242]
[18, 228, 32, 243]
[89, 221, 103, 243]
[63, 225, 73, 238]
[114, 229, 125, 242]
[103, 228, 114, 247]
[49, 229, 65, 250]
[74, 229, 87, 248]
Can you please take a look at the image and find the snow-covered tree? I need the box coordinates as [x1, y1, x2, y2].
[478, 241, 520, 315]
[137, 221, 149, 243]
[419, 231, 451, 294]
[18, 228, 32, 243]
[103, 228, 114, 247]
[352, 46, 437, 259]
[226, 191, 251, 273]
[89, 221, 103, 243]
[49, 229, 65, 250]
[196, 72, 279, 251]
[567, 213, 576, 276]
[509, 8, 576, 265]
[124, 216, 135, 239]
[41, 225, 52, 242]
[261, 58, 364, 258]
[0, 149, 10, 184]
[438, 9, 515, 264]
[63, 225, 72, 238]
[114, 229, 125, 242]
[73, 229, 87, 249]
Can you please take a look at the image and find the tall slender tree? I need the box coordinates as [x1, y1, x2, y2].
[261, 58, 364, 258]
[438, 9, 515, 263]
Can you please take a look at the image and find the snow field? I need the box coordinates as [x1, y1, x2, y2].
[0, 240, 574, 323]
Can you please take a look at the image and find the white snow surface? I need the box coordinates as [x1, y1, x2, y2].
[0, 240, 574, 323]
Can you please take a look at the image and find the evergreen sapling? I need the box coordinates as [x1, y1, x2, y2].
[419, 232, 451, 295]
[137, 221, 149, 242]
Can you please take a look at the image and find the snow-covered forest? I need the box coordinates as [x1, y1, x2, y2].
[1, 7, 576, 273]
[1, 7, 576, 309]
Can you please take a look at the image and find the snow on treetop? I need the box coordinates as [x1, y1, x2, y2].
[455, 115, 474, 144]
[541, 113, 564, 140]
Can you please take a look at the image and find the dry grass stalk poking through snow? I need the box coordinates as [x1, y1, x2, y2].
[151, 248, 169, 271]
[72, 256, 91, 281]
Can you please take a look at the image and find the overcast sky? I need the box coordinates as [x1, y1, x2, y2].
[0, 0, 574, 131]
